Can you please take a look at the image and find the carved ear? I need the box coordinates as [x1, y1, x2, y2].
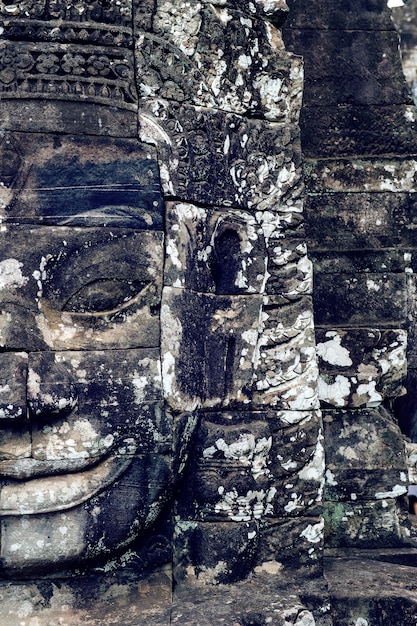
[211, 227, 242, 295]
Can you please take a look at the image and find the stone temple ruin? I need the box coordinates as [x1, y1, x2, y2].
[0, 0, 417, 624]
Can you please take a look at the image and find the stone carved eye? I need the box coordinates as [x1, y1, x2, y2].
[37, 231, 163, 325]
[62, 278, 147, 315]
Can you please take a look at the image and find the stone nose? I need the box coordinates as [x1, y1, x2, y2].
[27, 353, 78, 420]
[0, 352, 29, 421]
[0, 352, 78, 423]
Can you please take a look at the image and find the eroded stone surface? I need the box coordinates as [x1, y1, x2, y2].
[284, 1, 417, 621]
[1, 0, 415, 621]
[0, 0, 324, 623]
[316, 329, 407, 408]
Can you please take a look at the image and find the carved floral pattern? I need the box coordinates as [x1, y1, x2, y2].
[86, 54, 111, 76]
[0, 47, 34, 85]
[0, 0, 133, 25]
[0, 42, 137, 107]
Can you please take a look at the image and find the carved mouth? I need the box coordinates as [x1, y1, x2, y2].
[0, 440, 136, 516]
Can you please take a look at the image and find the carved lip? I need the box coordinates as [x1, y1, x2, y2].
[0, 440, 136, 516]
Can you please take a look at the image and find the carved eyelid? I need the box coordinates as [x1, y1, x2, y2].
[61, 279, 151, 317]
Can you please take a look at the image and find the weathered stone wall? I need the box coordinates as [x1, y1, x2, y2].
[283, 0, 417, 551]
[283, 2, 417, 623]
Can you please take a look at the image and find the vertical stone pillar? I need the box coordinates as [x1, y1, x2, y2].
[283, 0, 416, 555]
[135, 0, 327, 622]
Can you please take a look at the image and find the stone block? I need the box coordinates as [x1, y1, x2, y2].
[325, 556, 417, 626]
[283, 30, 408, 106]
[0, 567, 173, 625]
[305, 157, 417, 194]
[251, 295, 319, 410]
[256, 516, 324, 577]
[300, 105, 417, 158]
[164, 202, 310, 297]
[139, 99, 303, 210]
[0, 133, 164, 228]
[172, 575, 320, 625]
[136, 3, 300, 121]
[174, 519, 259, 584]
[164, 203, 269, 294]
[176, 410, 323, 521]
[402, 274, 417, 366]
[0, 352, 28, 421]
[0, 451, 174, 573]
[311, 249, 410, 275]
[0, 100, 138, 136]
[0, 39, 137, 111]
[323, 407, 407, 471]
[27, 349, 170, 457]
[406, 441, 417, 484]
[324, 499, 410, 548]
[210, 0, 290, 25]
[313, 272, 407, 326]
[266, 232, 313, 298]
[0, 225, 163, 351]
[162, 288, 318, 411]
[305, 192, 417, 251]
[395, 368, 417, 439]
[284, 0, 394, 31]
[161, 287, 264, 410]
[316, 328, 407, 408]
[324, 468, 408, 503]
[0, 428, 31, 463]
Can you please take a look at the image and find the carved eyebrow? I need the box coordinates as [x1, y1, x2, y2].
[18, 158, 165, 228]
[26, 183, 146, 191]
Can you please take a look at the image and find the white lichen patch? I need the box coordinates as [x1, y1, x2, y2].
[132, 373, 151, 404]
[374, 484, 407, 499]
[356, 362, 379, 381]
[282, 606, 316, 626]
[299, 519, 324, 544]
[32, 254, 53, 298]
[26, 367, 41, 398]
[154, 0, 202, 56]
[372, 332, 407, 378]
[325, 469, 338, 486]
[35, 312, 79, 347]
[318, 375, 351, 407]
[166, 237, 182, 269]
[284, 492, 303, 512]
[203, 433, 272, 479]
[192, 560, 229, 584]
[1, 508, 87, 570]
[214, 486, 276, 521]
[352, 381, 382, 408]
[298, 430, 325, 485]
[0, 184, 13, 210]
[277, 410, 317, 426]
[316, 331, 353, 367]
[0, 258, 28, 290]
[254, 560, 282, 575]
[252, 304, 319, 410]
[32, 418, 112, 460]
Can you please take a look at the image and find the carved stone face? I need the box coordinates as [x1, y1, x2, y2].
[0, 132, 191, 574]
